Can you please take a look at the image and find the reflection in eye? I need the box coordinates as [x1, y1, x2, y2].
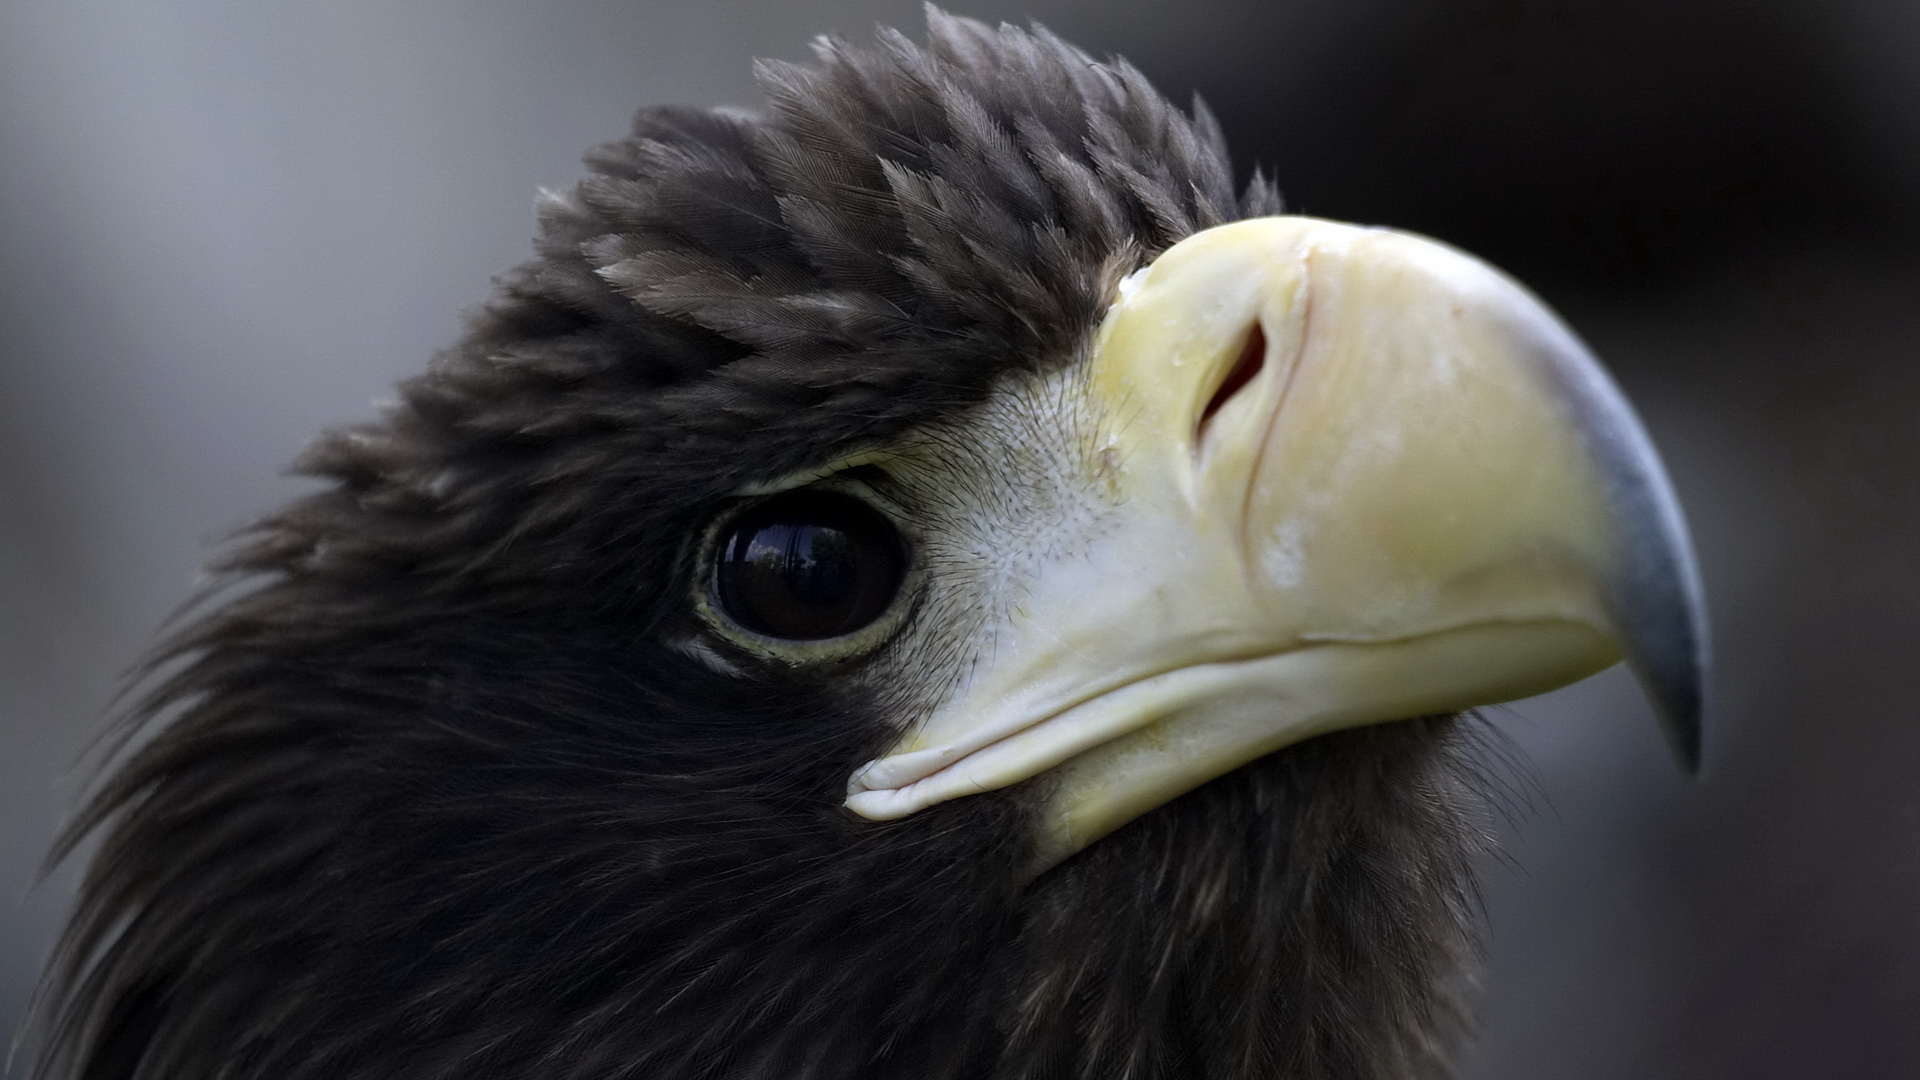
[714, 491, 907, 641]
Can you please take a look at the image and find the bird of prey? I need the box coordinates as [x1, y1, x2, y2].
[33, 10, 1705, 1080]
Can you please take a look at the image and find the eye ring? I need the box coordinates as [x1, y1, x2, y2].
[695, 488, 917, 662]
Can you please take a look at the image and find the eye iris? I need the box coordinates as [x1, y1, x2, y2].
[715, 492, 906, 641]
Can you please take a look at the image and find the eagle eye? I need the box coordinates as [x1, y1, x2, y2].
[712, 491, 907, 642]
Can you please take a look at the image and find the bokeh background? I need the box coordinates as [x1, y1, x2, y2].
[3, 0, 1916, 1075]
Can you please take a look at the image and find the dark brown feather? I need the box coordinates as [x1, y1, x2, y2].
[32, 11, 1490, 1080]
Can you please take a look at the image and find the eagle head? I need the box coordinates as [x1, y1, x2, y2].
[36, 10, 1704, 1080]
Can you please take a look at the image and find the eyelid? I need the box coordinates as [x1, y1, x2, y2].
[838, 463, 898, 493]
[729, 454, 923, 526]
[733, 452, 900, 497]
[796, 468, 919, 524]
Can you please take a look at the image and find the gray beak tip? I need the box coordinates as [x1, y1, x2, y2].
[1657, 665, 1706, 778]
[1631, 606, 1708, 778]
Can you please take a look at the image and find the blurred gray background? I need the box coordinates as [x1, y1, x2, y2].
[3, 0, 1916, 1075]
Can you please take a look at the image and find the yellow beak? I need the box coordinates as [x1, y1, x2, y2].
[846, 216, 1706, 868]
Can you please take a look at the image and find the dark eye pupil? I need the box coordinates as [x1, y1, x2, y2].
[714, 491, 906, 641]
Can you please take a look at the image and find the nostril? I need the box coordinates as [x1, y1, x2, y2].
[1199, 323, 1266, 437]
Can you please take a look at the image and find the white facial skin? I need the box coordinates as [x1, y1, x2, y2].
[695, 217, 1705, 872]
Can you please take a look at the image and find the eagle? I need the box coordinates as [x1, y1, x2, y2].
[33, 10, 1706, 1080]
